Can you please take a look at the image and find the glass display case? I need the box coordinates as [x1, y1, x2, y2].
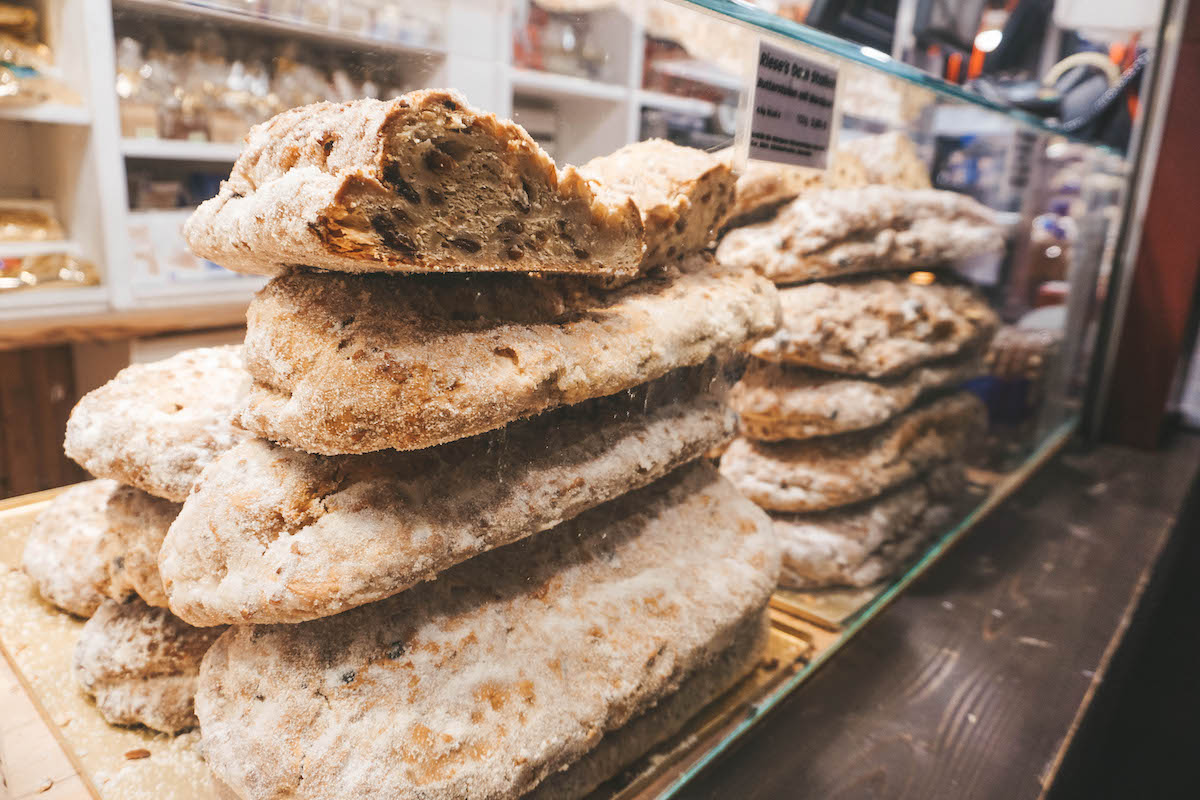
[0, 0, 1171, 797]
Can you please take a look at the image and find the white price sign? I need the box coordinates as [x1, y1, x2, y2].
[748, 41, 839, 168]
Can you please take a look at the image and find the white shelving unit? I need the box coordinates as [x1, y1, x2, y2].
[120, 138, 244, 162]
[510, 68, 629, 103]
[0, 0, 733, 348]
[0, 240, 83, 259]
[112, 0, 446, 58]
[636, 88, 717, 117]
[650, 57, 743, 92]
[0, 104, 91, 126]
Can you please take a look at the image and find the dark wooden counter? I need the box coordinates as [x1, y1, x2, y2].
[681, 433, 1200, 800]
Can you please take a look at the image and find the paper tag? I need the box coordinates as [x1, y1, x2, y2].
[748, 41, 839, 168]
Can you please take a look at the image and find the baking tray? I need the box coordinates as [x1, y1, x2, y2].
[0, 418, 1075, 799]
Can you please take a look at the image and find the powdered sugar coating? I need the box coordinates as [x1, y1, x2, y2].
[239, 254, 779, 454]
[774, 463, 965, 589]
[526, 611, 768, 800]
[720, 392, 985, 512]
[105, 485, 180, 608]
[717, 186, 1003, 284]
[22, 480, 119, 617]
[64, 346, 249, 502]
[164, 378, 735, 626]
[749, 277, 998, 378]
[835, 131, 932, 190]
[73, 598, 226, 733]
[196, 462, 779, 800]
[731, 351, 985, 441]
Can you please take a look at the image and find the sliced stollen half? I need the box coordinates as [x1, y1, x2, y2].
[716, 186, 1003, 284]
[164, 371, 737, 626]
[239, 252, 778, 455]
[580, 138, 735, 270]
[774, 463, 966, 590]
[748, 276, 998, 378]
[184, 89, 646, 278]
[64, 345, 249, 502]
[21, 480, 120, 618]
[196, 462, 779, 800]
[103, 485, 180, 609]
[731, 349, 984, 441]
[720, 391, 985, 512]
[73, 598, 227, 734]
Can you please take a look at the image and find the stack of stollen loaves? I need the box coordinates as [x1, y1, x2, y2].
[46, 89, 783, 799]
[20, 346, 248, 733]
[714, 138, 1001, 590]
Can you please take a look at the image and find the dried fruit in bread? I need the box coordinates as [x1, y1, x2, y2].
[185, 90, 645, 278]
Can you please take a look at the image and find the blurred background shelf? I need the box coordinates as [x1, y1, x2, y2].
[111, 0, 445, 56]
[0, 240, 84, 260]
[120, 138, 244, 161]
[0, 286, 110, 321]
[648, 58, 742, 93]
[510, 67, 629, 102]
[0, 104, 91, 126]
[635, 89, 718, 117]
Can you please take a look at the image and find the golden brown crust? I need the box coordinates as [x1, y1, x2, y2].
[581, 139, 735, 269]
[163, 377, 735, 626]
[238, 254, 779, 454]
[196, 462, 779, 800]
[184, 90, 645, 277]
[719, 392, 985, 512]
[748, 277, 998, 378]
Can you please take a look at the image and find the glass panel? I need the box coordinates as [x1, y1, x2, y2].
[654, 418, 1079, 798]
[676, 0, 1133, 155]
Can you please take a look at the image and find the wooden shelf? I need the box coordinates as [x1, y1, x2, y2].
[0, 104, 91, 126]
[121, 138, 244, 161]
[112, 0, 444, 57]
[510, 68, 629, 103]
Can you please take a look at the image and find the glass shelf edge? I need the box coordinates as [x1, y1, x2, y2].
[673, 0, 1125, 157]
